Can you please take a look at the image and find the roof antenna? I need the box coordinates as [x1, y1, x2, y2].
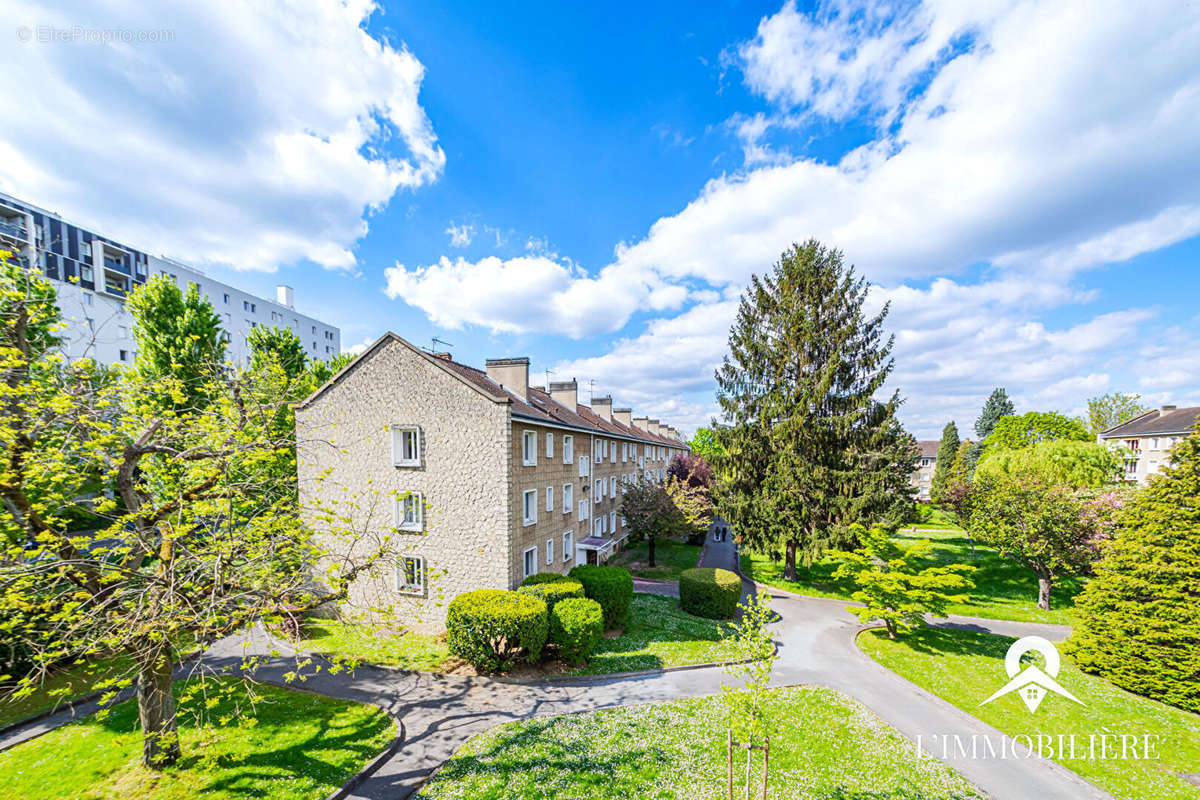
[544, 367, 554, 389]
[588, 379, 595, 403]
[429, 336, 454, 355]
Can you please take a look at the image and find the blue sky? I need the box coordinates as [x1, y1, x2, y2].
[4, 0, 1200, 438]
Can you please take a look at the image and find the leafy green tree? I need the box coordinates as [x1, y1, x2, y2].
[665, 454, 715, 545]
[1086, 391, 1149, 436]
[247, 325, 308, 379]
[687, 426, 725, 462]
[619, 476, 681, 567]
[302, 350, 357, 394]
[126, 275, 225, 410]
[719, 592, 778, 790]
[0, 259, 395, 768]
[963, 475, 1099, 610]
[968, 388, 1015, 472]
[830, 526, 976, 638]
[976, 439, 1123, 488]
[1066, 422, 1200, 712]
[713, 240, 896, 579]
[984, 411, 1090, 452]
[929, 422, 961, 506]
[940, 441, 973, 514]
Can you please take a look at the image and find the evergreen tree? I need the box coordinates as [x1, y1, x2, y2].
[929, 422, 960, 506]
[713, 240, 895, 580]
[968, 388, 1014, 473]
[1066, 422, 1200, 712]
[127, 275, 225, 411]
[845, 404, 920, 528]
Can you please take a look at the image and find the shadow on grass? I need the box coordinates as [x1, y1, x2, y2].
[873, 626, 1012, 660]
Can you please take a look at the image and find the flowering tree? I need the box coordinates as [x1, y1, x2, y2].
[619, 476, 681, 567]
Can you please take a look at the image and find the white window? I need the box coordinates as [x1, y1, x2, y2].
[611, 441, 617, 463]
[391, 426, 420, 467]
[522, 430, 537, 466]
[563, 435, 574, 465]
[546, 486, 554, 512]
[594, 479, 602, 503]
[595, 518, 604, 536]
[563, 483, 574, 513]
[395, 556, 425, 595]
[563, 531, 573, 561]
[579, 500, 589, 520]
[610, 511, 617, 532]
[546, 433, 554, 458]
[523, 546, 537, 579]
[546, 538, 554, 564]
[523, 489, 538, 525]
[579, 455, 590, 477]
[395, 492, 424, 532]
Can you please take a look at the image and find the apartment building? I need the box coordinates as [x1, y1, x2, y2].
[1098, 404, 1200, 485]
[294, 332, 689, 631]
[0, 191, 340, 366]
[911, 440, 939, 502]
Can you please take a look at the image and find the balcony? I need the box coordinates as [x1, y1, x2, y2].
[0, 218, 28, 243]
[103, 256, 132, 276]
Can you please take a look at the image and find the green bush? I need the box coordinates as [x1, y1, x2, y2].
[679, 567, 742, 619]
[548, 597, 604, 664]
[568, 565, 634, 628]
[445, 589, 548, 672]
[518, 576, 584, 611]
[1065, 428, 1200, 712]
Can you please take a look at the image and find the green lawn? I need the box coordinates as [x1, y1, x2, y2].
[295, 618, 452, 672]
[860, 626, 1200, 800]
[0, 653, 135, 729]
[742, 525, 1085, 625]
[571, 593, 741, 675]
[608, 539, 701, 582]
[0, 677, 393, 800]
[414, 685, 985, 799]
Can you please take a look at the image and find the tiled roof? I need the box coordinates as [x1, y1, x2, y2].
[917, 440, 940, 459]
[1099, 406, 1200, 438]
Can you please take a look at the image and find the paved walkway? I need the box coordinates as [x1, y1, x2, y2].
[1, 531, 1112, 800]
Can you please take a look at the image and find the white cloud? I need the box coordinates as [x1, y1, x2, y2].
[1, 0, 444, 272]
[344, 336, 375, 356]
[445, 222, 475, 248]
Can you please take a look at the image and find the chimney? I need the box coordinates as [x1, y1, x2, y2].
[550, 379, 578, 411]
[432, 352, 452, 360]
[613, 407, 633, 428]
[1160, 405, 1177, 417]
[276, 285, 294, 308]
[648, 419, 661, 436]
[592, 395, 613, 423]
[633, 416, 649, 432]
[486, 357, 530, 402]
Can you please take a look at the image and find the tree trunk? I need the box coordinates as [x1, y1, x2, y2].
[1037, 574, 1053, 611]
[783, 540, 797, 582]
[648, 536, 656, 568]
[885, 619, 897, 639]
[137, 646, 180, 768]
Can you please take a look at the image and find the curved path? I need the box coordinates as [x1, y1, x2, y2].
[1, 530, 1112, 800]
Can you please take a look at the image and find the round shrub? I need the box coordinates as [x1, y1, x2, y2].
[549, 597, 604, 664]
[445, 589, 548, 672]
[679, 567, 742, 619]
[518, 577, 585, 611]
[568, 564, 634, 628]
[520, 572, 573, 587]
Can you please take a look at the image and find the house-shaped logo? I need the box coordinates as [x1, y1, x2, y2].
[980, 636, 1084, 713]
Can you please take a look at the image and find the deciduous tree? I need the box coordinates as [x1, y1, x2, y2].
[618, 476, 680, 567]
[1086, 391, 1149, 436]
[968, 388, 1014, 472]
[984, 411, 1090, 453]
[976, 439, 1123, 488]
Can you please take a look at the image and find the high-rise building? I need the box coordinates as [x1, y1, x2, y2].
[0, 191, 340, 367]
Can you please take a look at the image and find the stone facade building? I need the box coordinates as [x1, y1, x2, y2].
[295, 332, 689, 631]
[910, 440, 939, 502]
[1098, 404, 1200, 485]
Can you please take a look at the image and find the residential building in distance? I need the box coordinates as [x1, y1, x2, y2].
[911, 440, 939, 502]
[294, 332, 690, 631]
[1098, 404, 1200, 485]
[0, 191, 340, 367]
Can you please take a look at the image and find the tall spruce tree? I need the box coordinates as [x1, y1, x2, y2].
[929, 422, 961, 506]
[968, 387, 1014, 473]
[713, 240, 896, 579]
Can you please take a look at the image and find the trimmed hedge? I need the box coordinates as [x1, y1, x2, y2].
[445, 589, 548, 672]
[518, 576, 585, 611]
[520, 572, 576, 586]
[568, 565, 634, 628]
[549, 597, 604, 664]
[679, 567, 742, 619]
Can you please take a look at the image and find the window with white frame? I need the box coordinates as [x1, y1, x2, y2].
[579, 500, 589, 520]
[395, 492, 424, 532]
[395, 556, 425, 594]
[595, 517, 604, 536]
[563, 435, 574, 464]
[522, 489, 538, 525]
[610, 478, 617, 499]
[546, 433, 554, 458]
[611, 441, 617, 463]
[545, 486, 554, 512]
[522, 430, 537, 466]
[546, 538, 554, 564]
[563, 483, 573, 512]
[579, 455, 590, 477]
[563, 531, 573, 561]
[391, 426, 420, 467]
[594, 479, 602, 503]
[610, 511, 617, 532]
[523, 546, 537, 579]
